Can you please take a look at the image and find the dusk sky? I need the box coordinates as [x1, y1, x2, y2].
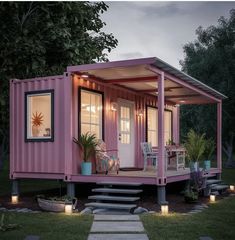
[101, 1, 234, 69]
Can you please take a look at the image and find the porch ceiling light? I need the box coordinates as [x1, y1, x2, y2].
[179, 100, 186, 103]
[110, 102, 118, 111]
[81, 73, 89, 78]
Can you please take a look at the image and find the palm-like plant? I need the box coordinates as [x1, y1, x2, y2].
[184, 129, 206, 162]
[73, 133, 97, 162]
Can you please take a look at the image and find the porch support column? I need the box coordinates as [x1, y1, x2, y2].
[157, 71, 166, 204]
[67, 182, 75, 198]
[12, 179, 19, 196]
[217, 101, 222, 178]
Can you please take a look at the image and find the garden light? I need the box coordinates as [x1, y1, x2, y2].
[161, 202, 169, 215]
[65, 202, 73, 214]
[210, 194, 216, 202]
[230, 185, 234, 191]
[11, 194, 18, 204]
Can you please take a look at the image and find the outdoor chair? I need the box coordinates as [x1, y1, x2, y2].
[95, 139, 120, 175]
[140, 142, 158, 171]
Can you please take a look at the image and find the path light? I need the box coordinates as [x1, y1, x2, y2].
[161, 202, 169, 215]
[11, 194, 18, 204]
[230, 185, 234, 191]
[210, 194, 216, 202]
[65, 201, 73, 214]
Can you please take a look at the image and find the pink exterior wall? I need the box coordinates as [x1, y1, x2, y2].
[10, 73, 179, 179]
[71, 75, 178, 173]
[10, 75, 71, 179]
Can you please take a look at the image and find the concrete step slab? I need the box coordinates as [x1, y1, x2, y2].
[90, 221, 145, 233]
[206, 179, 222, 185]
[211, 185, 229, 191]
[88, 234, 149, 240]
[88, 195, 140, 202]
[94, 214, 140, 221]
[97, 182, 142, 187]
[85, 202, 136, 210]
[92, 188, 142, 194]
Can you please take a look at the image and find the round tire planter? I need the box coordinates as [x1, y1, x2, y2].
[81, 162, 92, 175]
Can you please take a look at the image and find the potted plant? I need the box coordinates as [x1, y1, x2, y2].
[184, 129, 206, 171]
[203, 138, 215, 170]
[73, 132, 97, 175]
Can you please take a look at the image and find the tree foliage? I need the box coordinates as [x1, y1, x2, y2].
[0, 2, 118, 169]
[180, 9, 235, 167]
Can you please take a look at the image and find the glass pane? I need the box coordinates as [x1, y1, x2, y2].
[80, 90, 102, 139]
[121, 133, 130, 144]
[121, 120, 130, 132]
[27, 93, 51, 139]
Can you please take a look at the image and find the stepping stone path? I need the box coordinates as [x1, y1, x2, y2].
[88, 214, 149, 240]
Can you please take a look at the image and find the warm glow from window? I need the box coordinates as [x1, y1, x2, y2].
[147, 107, 172, 147]
[120, 106, 131, 144]
[26, 91, 53, 141]
[81, 89, 102, 139]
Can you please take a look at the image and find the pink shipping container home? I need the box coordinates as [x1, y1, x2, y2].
[10, 57, 226, 204]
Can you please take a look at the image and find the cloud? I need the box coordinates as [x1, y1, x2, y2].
[102, 2, 234, 69]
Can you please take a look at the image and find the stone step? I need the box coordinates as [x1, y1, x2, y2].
[97, 181, 142, 187]
[211, 184, 229, 191]
[92, 188, 142, 194]
[206, 179, 222, 185]
[88, 234, 149, 240]
[85, 202, 137, 210]
[88, 195, 140, 202]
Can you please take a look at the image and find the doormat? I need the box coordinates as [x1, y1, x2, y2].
[119, 167, 143, 171]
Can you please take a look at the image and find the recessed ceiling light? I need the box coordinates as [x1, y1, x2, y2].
[81, 73, 89, 78]
[179, 100, 186, 103]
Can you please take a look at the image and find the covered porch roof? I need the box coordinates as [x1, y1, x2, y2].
[67, 57, 227, 105]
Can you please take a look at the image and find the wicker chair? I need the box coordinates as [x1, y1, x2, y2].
[95, 139, 119, 175]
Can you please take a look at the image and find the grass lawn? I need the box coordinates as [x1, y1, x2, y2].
[0, 212, 92, 240]
[141, 168, 235, 240]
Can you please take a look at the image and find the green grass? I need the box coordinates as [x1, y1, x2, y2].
[0, 158, 93, 240]
[141, 168, 235, 240]
[0, 212, 92, 240]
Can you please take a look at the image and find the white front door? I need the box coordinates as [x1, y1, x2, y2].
[117, 99, 135, 167]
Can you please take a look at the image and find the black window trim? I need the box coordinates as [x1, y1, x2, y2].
[145, 105, 173, 145]
[25, 89, 54, 142]
[78, 87, 105, 141]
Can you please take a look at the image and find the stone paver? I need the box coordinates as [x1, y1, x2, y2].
[90, 221, 145, 233]
[88, 233, 149, 240]
[24, 235, 40, 240]
[199, 237, 213, 240]
[94, 214, 140, 221]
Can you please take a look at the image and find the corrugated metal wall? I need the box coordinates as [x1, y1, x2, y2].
[10, 75, 68, 176]
[72, 75, 178, 172]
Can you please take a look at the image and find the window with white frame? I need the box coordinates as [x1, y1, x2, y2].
[25, 90, 54, 141]
[147, 106, 172, 146]
[80, 89, 103, 139]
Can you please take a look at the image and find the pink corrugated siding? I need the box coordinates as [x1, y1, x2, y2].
[71, 76, 179, 171]
[10, 75, 68, 177]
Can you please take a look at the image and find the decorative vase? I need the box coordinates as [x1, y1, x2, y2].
[81, 162, 92, 175]
[204, 160, 211, 170]
[32, 125, 40, 137]
[189, 161, 199, 172]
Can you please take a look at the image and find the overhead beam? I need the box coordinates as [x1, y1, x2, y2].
[137, 86, 183, 93]
[106, 76, 158, 84]
[166, 94, 200, 99]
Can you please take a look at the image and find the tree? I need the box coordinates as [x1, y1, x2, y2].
[180, 9, 235, 167]
[0, 2, 118, 170]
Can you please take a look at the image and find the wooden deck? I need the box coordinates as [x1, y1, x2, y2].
[70, 167, 220, 185]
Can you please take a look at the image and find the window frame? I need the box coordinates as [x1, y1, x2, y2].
[145, 105, 173, 146]
[25, 89, 54, 142]
[78, 87, 104, 140]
